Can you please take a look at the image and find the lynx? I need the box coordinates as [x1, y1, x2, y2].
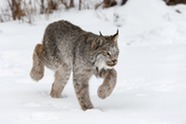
[30, 20, 119, 110]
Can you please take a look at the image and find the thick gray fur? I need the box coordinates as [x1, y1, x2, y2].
[30, 20, 119, 110]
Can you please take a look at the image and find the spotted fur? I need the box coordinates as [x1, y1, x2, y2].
[30, 20, 119, 110]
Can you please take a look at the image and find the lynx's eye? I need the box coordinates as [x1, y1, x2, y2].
[106, 51, 111, 57]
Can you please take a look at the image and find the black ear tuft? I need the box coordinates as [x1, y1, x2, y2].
[112, 29, 119, 43]
[99, 31, 103, 36]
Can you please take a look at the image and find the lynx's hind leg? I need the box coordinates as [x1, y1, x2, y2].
[30, 44, 45, 81]
[50, 64, 71, 98]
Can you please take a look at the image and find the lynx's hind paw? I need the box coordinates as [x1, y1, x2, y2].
[30, 44, 44, 81]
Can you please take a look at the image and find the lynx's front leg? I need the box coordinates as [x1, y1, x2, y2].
[98, 69, 117, 99]
[73, 72, 94, 111]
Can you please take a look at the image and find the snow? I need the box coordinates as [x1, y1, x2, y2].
[0, 0, 186, 124]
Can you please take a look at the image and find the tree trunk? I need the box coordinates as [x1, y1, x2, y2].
[103, 0, 117, 8]
[9, 0, 24, 20]
[69, 0, 74, 8]
[79, 0, 82, 10]
[40, 0, 45, 14]
[165, 0, 186, 5]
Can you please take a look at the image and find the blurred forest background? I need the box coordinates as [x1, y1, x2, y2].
[0, 0, 186, 23]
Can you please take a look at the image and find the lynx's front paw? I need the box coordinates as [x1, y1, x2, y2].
[81, 103, 94, 111]
[98, 69, 117, 99]
[97, 84, 111, 99]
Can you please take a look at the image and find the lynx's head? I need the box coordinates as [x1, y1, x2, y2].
[92, 30, 119, 71]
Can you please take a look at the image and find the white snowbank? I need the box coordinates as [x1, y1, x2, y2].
[0, 0, 186, 124]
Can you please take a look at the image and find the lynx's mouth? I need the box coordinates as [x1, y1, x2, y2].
[95, 59, 117, 71]
[106, 59, 117, 67]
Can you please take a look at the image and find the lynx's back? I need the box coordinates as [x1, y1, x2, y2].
[43, 20, 84, 46]
[40, 20, 86, 69]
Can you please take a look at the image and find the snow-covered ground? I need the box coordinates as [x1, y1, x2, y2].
[0, 0, 186, 124]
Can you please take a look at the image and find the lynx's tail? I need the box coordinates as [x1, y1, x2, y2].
[30, 44, 45, 81]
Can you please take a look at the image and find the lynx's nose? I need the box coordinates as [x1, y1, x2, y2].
[112, 59, 117, 65]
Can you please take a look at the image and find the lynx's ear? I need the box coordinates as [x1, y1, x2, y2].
[112, 29, 119, 43]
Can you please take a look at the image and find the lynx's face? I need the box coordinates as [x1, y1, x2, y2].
[94, 30, 119, 71]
